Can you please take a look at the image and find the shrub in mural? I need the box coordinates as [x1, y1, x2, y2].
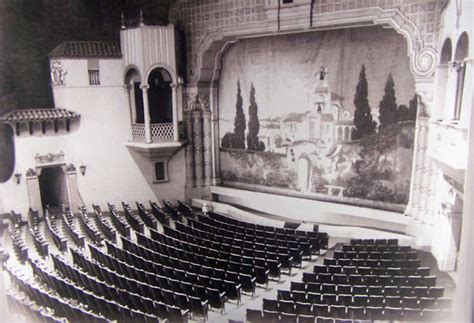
[219, 26, 418, 206]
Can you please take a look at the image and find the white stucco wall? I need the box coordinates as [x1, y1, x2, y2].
[0, 57, 186, 218]
[436, 1, 473, 129]
[426, 0, 473, 271]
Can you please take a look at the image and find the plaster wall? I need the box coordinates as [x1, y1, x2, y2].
[0, 58, 186, 218]
[424, 0, 473, 271]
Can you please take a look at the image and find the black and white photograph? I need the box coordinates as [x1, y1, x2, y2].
[0, 0, 472, 322]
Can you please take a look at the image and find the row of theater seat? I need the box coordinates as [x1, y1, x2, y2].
[162, 224, 289, 277]
[323, 257, 421, 268]
[171, 222, 301, 272]
[249, 239, 451, 322]
[6, 263, 107, 323]
[313, 263, 430, 276]
[247, 305, 453, 322]
[119, 233, 260, 288]
[289, 281, 444, 298]
[107, 203, 132, 237]
[207, 212, 328, 249]
[60, 208, 85, 248]
[104, 238, 255, 293]
[6, 201, 327, 322]
[28, 209, 49, 258]
[45, 211, 68, 252]
[188, 216, 321, 265]
[138, 230, 271, 288]
[277, 288, 450, 307]
[305, 272, 437, 287]
[49, 253, 195, 321]
[195, 214, 322, 242]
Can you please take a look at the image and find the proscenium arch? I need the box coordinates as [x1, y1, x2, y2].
[192, 6, 437, 90]
[189, 5, 439, 197]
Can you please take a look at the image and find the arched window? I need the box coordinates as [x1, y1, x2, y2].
[453, 32, 469, 120]
[437, 38, 453, 120]
[344, 127, 349, 141]
[147, 68, 173, 124]
[440, 38, 452, 64]
[337, 127, 342, 142]
[124, 68, 144, 124]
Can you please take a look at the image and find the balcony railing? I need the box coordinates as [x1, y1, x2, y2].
[131, 122, 185, 143]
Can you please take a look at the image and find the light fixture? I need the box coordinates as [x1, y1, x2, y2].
[202, 203, 213, 215]
[79, 163, 86, 176]
[14, 170, 21, 184]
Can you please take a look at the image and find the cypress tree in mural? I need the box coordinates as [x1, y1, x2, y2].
[408, 94, 418, 121]
[352, 64, 376, 140]
[247, 83, 263, 151]
[378, 73, 398, 128]
[232, 80, 246, 149]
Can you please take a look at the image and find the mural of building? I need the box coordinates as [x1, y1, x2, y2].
[280, 67, 355, 147]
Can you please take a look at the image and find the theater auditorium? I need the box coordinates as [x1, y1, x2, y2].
[0, 0, 473, 322]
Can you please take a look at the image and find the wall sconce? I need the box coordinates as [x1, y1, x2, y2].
[79, 163, 86, 176]
[14, 170, 21, 184]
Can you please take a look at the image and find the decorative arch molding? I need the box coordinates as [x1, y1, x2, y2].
[191, 7, 438, 89]
[123, 64, 143, 83]
[144, 63, 178, 86]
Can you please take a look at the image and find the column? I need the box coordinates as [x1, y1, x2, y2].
[65, 165, 85, 213]
[203, 110, 212, 186]
[210, 83, 221, 185]
[171, 83, 179, 141]
[192, 111, 204, 187]
[124, 84, 133, 141]
[184, 111, 196, 197]
[141, 84, 152, 143]
[25, 169, 43, 217]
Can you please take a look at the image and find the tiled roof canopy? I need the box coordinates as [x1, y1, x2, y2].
[0, 109, 80, 123]
[49, 41, 121, 58]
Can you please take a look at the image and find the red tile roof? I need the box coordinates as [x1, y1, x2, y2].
[0, 109, 80, 123]
[49, 41, 121, 58]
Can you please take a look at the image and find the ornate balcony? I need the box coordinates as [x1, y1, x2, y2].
[126, 121, 186, 159]
[131, 123, 175, 142]
[428, 120, 468, 182]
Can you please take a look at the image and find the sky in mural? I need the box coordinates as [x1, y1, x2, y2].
[219, 26, 415, 125]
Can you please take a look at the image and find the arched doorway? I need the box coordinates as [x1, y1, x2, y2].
[297, 157, 312, 193]
[147, 68, 173, 124]
[38, 166, 69, 212]
[125, 68, 144, 124]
